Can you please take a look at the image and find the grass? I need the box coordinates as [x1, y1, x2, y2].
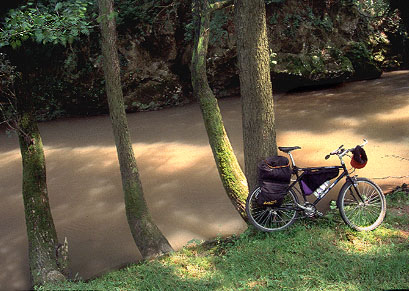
[38, 189, 409, 291]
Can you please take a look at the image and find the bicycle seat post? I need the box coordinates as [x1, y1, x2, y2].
[278, 146, 301, 168]
[288, 152, 296, 168]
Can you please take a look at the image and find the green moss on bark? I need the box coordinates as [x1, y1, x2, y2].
[98, 0, 173, 259]
[192, 0, 248, 220]
[18, 111, 66, 286]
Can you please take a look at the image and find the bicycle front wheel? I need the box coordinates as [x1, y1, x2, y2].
[246, 187, 299, 232]
[338, 177, 386, 231]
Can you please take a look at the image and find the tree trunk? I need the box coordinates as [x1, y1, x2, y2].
[98, 0, 173, 259]
[235, 0, 278, 191]
[17, 105, 68, 286]
[191, 0, 248, 219]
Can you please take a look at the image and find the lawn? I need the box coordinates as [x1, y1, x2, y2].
[38, 188, 409, 291]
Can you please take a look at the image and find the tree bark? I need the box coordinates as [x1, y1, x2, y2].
[17, 96, 68, 286]
[191, 0, 248, 219]
[235, 0, 278, 191]
[98, 0, 173, 259]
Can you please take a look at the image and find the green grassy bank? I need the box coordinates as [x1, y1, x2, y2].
[38, 189, 409, 291]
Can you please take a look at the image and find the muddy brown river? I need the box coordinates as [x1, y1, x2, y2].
[1, 71, 409, 290]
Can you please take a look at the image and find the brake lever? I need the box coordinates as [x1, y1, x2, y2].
[328, 144, 344, 158]
[360, 139, 368, 147]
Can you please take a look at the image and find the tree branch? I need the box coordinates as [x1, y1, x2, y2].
[209, 0, 234, 13]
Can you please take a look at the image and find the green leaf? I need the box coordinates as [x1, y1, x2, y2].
[108, 11, 118, 21]
[34, 31, 44, 43]
[80, 27, 89, 36]
[55, 2, 63, 11]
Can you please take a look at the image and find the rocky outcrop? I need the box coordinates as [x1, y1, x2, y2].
[119, 0, 384, 103]
[9, 0, 397, 120]
[265, 0, 382, 90]
[118, 37, 185, 111]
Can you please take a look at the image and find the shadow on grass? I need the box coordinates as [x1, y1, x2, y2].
[42, 212, 409, 291]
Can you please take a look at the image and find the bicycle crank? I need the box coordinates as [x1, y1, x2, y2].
[303, 203, 323, 218]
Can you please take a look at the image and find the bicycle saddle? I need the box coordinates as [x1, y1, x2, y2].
[278, 146, 301, 153]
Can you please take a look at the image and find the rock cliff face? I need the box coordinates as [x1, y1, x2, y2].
[5, 0, 400, 120]
[116, 0, 384, 111]
[266, 0, 382, 90]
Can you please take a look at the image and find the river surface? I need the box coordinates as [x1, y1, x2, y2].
[1, 71, 409, 290]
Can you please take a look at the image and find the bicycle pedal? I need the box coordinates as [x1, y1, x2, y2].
[316, 211, 323, 217]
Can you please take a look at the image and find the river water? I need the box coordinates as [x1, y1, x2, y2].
[1, 71, 408, 290]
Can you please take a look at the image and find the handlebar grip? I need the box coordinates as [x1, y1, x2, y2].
[360, 139, 368, 147]
[325, 155, 330, 160]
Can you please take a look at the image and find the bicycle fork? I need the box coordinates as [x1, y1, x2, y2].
[347, 176, 367, 204]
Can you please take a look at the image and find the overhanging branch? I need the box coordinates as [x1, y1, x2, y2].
[210, 0, 233, 12]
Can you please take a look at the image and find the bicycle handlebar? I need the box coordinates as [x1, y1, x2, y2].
[325, 139, 368, 160]
[360, 139, 368, 147]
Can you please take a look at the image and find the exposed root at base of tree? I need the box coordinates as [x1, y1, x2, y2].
[388, 183, 409, 194]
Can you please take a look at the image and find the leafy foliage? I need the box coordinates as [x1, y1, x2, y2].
[115, 0, 178, 38]
[353, 0, 390, 18]
[0, 0, 94, 48]
[0, 53, 19, 129]
[185, 1, 230, 44]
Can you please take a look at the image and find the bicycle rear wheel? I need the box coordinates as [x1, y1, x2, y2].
[337, 177, 386, 231]
[246, 187, 299, 232]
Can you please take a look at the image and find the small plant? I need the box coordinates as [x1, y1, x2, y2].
[387, 184, 409, 207]
[269, 50, 278, 67]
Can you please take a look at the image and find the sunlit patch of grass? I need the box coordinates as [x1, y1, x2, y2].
[163, 248, 216, 280]
[246, 279, 267, 289]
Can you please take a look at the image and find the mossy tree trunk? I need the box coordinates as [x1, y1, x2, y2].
[98, 0, 173, 259]
[17, 88, 68, 286]
[235, 0, 278, 191]
[191, 0, 248, 219]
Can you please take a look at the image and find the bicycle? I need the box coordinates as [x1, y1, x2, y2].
[246, 140, 387, 232]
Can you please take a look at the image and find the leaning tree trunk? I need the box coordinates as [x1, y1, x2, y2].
[235, 0, 278, 191]
[17, 97, 68, 286]
[191, 0, 248, 219]
[98, 0, 173, 259]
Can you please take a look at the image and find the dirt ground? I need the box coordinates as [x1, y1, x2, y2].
[0, 71, 408, 290]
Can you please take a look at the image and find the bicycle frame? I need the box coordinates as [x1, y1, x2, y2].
[285, 153, 364, 212]
[291, 166, 346, 206]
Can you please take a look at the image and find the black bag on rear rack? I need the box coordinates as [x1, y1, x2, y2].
[256, 156, 291, 207]
[300, 167, 339, 195]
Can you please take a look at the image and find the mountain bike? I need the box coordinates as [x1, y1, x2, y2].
[246, 140, 386, 232]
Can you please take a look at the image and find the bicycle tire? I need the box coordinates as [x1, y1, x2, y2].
[337, 177, 386, 231]
[246, 187, 299, 232]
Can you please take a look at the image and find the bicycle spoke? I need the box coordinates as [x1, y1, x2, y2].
[280, 210, 293, 220]
[260, 211, 272, 226]
[275, 211, 286, 224]
[366, 195, 381, 204]
[339, 179, 386, 231]
[246, 187, 298, 232]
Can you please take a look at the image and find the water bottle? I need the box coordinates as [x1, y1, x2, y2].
[313, 181, 330, 198]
